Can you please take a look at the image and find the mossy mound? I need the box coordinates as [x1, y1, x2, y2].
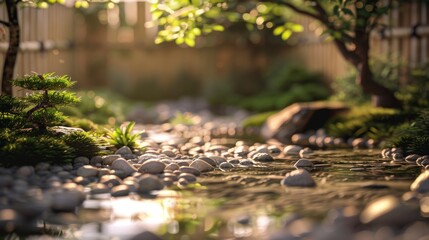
[0, 129, 100, 167]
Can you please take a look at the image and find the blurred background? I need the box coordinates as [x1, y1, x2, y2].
[0, 1, 427, 123]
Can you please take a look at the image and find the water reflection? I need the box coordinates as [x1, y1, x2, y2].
[7, 149, 422, 239]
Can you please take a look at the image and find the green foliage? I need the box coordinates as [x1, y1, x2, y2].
[0, 129, 100, 166]
[0, 73, 101, 166]
[103, 121, 142, 149]
[12, 73, 75, 90]
[325, 106, 415, 140]
[60, 90, 131, 126]
[0, 73, 80, 131]
[236, 62, 330, 112]
[170, 112, 197, 126]
[64, 117, 99, 131]
[62, 131, 100, 158]
[330, 68, 368, 105]
[393, 111, 429, 155]
[150, 0, 397, 46]
[0, 130, 73, 166]
[241, 111, 276, 128]
[331, 60, 429, 110]
[397, 65, 429, 111]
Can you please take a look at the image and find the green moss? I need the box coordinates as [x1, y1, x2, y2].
[0, 129, 101, 167]
[0, 130, 74, 166]
[242, 111, 276, 128]
[64, 117, 99, 131]
[393, 111, 429, 155]
[62, 131, 100, 158]
[325, 106, 415, 140]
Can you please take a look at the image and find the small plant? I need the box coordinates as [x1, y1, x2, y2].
[170, 112, 197, 126]
[103, 121, 142, 149]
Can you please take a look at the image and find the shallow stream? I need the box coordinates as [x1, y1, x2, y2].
[42, 147, 421, 240]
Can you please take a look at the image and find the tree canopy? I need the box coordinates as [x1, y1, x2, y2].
[150, 0, 407, 108]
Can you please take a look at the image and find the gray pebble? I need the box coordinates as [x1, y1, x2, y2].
[77, 165, 99, 178]
[115, 146, 133, 155]
[137, 174, 164, 193]
[281, 169, 316, 187]
[252, 153, 274, 162]
[74, 156, 89, 165]
[111, 185, 130, 197]
[179, 173, 197, 183]
[179, 166, 201, 176]
[138, 160, 166, 174]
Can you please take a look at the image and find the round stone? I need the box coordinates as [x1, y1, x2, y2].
[50, 190, 85, 212]
[283, 145, 302, 156]
[16, 166, 35, 177]
[115, 146, 133, 155]
[268, 146, 281, 156]
[219, 162, 234, 170]
[281, 169, 316, 187]
[111, 158, 138, 177]
[252, 153, 274, 162]
[77, 165, 99, 178]
[165, 163, 180, 171]
[405, 154, 420, 163]
[352, 138, 367, 149]
[100, 175, 123, 187]
[197, 157, 217, 167]
[239, 159, 254, 166]
[74, 156, 89, 165]
[190, 159, 214, 172]
[228, 159, 240, 164]
[179, 166, 201, 176]
[111, 185, 130, 197]
[381, 148, 392, 158]
[299, 148, 313, 158]
[209, 156, 227, 165]
[179, 173, 197, 183]
[294, 159, 314, 171]
[137, 174, 164, 193]
[410, 170, 429, 193]
[138, 160, 166, 174]
[90, 156, 104, 165]
[360, 195, 420, 226]
[103, 155, 121, 165]
[90, 183, 110, 195]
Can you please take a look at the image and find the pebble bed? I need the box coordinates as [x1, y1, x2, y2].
[0, 123, 428, 239]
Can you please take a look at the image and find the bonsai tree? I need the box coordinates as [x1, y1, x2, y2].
[0, 73, 100, 166]
[0, 73, 79, 131]
[150, 0, 409, 108]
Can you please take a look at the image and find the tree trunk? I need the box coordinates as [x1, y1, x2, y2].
[1, 0, 20, 96]
[356, 61, 402, 109]
[353, 33, 402, 109]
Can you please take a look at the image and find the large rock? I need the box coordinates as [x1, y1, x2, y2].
[261, 102, 348, 141]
